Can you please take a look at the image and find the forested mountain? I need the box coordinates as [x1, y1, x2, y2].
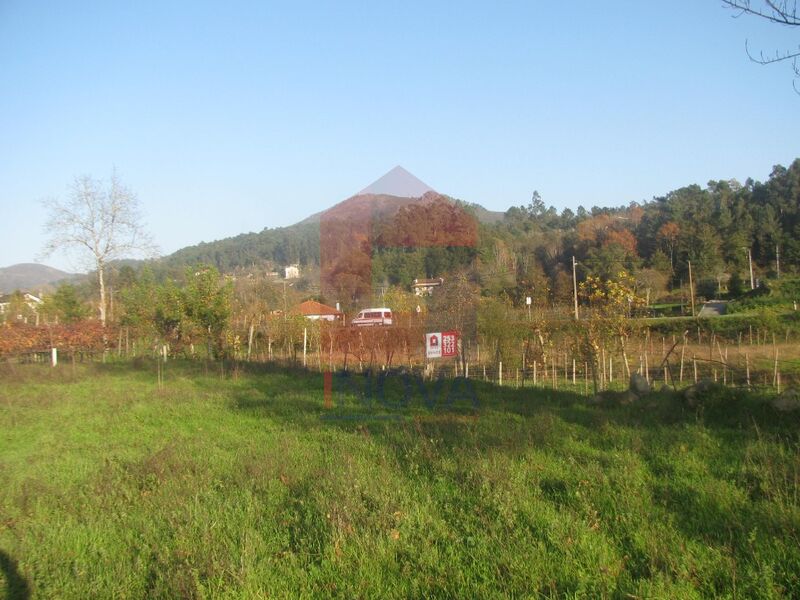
[159, 195, 504, 275]
[475, 159, 800, 303]
[137, 159, 799, 306]
[163, 221, 321, 274]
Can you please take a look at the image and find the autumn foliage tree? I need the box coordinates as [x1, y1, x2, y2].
[575, 271, 645, 393]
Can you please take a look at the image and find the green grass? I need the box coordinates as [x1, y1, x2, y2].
[1, 360, 799, 598]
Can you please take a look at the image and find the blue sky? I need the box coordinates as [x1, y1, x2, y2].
[1, 1, 798, 272]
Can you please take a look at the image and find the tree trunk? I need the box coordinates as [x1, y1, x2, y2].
[97, 262, 107, 326]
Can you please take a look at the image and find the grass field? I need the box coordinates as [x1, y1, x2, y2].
[1, 361, 800, 598]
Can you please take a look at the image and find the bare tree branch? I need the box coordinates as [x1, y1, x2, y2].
[722, 0, 800, 26]
[722, 0, 800, 92]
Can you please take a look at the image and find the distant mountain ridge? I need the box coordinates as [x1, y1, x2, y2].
[358, 166, 434, 197]
[0, 263, 80, 294]
[162, 167, 506, 273]
[1, 169, 505, 282]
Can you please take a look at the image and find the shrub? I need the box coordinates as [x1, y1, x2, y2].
[696, 279, 717, 300]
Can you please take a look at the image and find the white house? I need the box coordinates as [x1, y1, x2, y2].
[284, 264, 300, 279]
[0, 292, 43, 323]
[411, 277, 444, 296]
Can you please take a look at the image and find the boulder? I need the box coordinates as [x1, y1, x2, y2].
[629, 373, 651, 395]
[591, 389, 639, 406]
[683, 378, 716, 408]
[771, 387, 800, 412]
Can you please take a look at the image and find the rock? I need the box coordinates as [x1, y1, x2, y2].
[771, 387, 800, 412]
[630, 373, 651, 395]
[590, 390, 638, 406]
[683, 378, 716, 408]
[588, 393, 604, 405]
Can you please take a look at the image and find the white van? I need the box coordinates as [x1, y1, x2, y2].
[351, 307, 393, 327]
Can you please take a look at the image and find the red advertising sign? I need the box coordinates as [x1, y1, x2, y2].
[441, 330, 458, 357]
[426, 331, 459, 358]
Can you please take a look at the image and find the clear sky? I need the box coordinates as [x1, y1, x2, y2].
[1, 1, 798, 272]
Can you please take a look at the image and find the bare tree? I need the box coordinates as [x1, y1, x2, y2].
[722, 1, 800, 92]
[41, 173, 158, 326]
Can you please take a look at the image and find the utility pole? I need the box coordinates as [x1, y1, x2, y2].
[747, 247, 755, 290]
[688, 260, 695, 317]
[572, 256, 579, 320]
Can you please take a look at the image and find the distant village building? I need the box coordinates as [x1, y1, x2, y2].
[412, 277, 444, 296]
[291, 300, 343, 322]
[284, 264, 300, 279]
[0, 292, 43, 323]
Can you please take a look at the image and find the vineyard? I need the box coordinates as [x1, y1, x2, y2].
[3, 312, 799, 396]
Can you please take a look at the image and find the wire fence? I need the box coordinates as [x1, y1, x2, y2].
[3, 339, 796, 398]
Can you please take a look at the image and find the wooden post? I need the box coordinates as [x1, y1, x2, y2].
[601, 347, 606, 389]
[51, 347, 57, 367]
[584, 362, 589, 394]
[247, 323, 255, 361]
[693, 356, 698, 383]
[303, 327, 307, 367]
[499, 361, 503, 386]
[773, 347, 779, 389]
[679, 336, 686, 383]
[572, 256, 579, 320]
[745, 353, 751, 389]
[723, 346, 728, 385]
[572, 359, 576, 385]
[533, 360, 537, 385]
